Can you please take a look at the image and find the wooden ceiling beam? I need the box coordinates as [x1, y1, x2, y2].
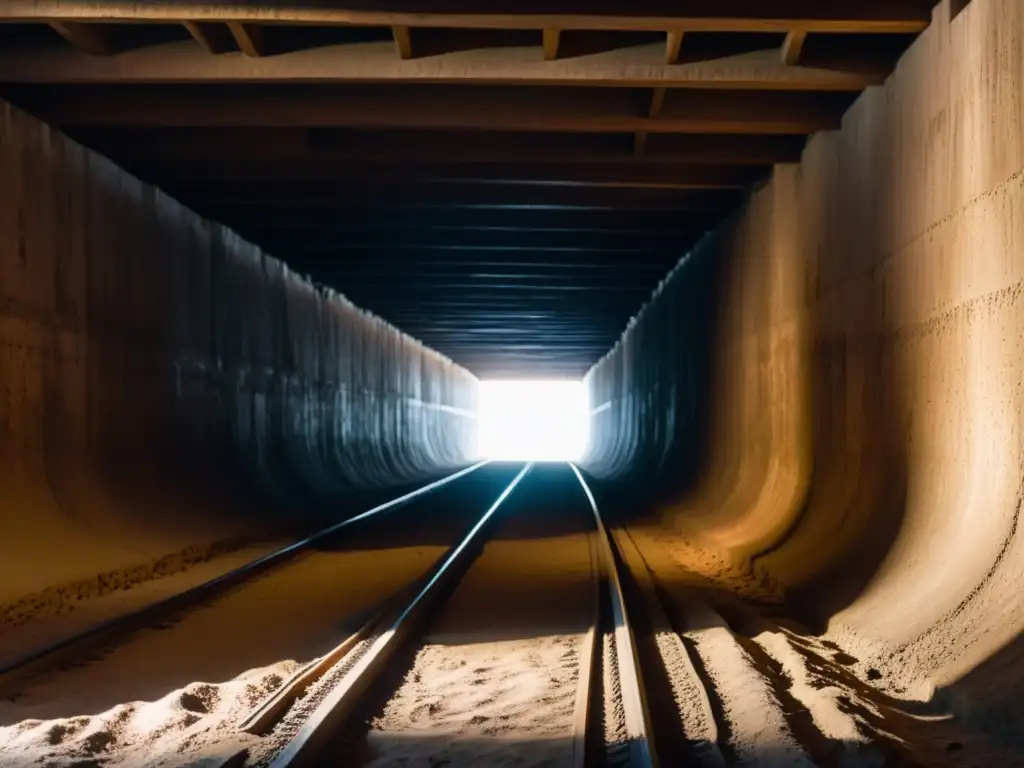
[0, 41, 888, 91]
[665, 31, 685, 64]
[14, 86, 848, 135]
[391, 25, 414, 59]
[782, 31, 808, 66]
[0, 2, 933, 34]
[542, 28, 561, 61]
[71, 129, 806, 167]
[182, 21, 230, 54]
[173, 178, 744, 200]
[70, 128, 806, 166]
[648, 87, 667, 118]
[140, 162, 767, 188]
[47, 21, 116, 55]
[226, 21, 267, 57]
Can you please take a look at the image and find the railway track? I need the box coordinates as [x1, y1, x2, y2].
[215, 463, 644, 767]
[2, 463, 990, 767]
[223, 463, 978, 768]
[0, 461, 505, 708]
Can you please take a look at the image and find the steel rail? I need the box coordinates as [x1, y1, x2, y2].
[570, 462, 659, 768]
[267, 462, 534, 767]
[571, 527, 602, 768]
[0, 460, 491, 697]
[612, 525, 727, 767]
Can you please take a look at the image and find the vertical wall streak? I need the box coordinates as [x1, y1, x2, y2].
[584, 0, 1024, 740]
[0, 98, 478, 616]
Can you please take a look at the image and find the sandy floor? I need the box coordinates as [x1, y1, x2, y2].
[0, 467, 520, 768]
[8, 464, 1000, 768]
[351, 468, 597, 767]
[0, 537, 446, 767]
[0, 543, 284, 669]
[618, 526, 1023, 768]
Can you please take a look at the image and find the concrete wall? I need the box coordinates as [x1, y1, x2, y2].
[0, 98, 477, 621]
[585, 0, 1023, 742]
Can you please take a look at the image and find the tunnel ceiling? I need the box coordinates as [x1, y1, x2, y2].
[0, 1, 931, 378]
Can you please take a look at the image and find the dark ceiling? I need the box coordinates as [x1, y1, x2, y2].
[0, 1, 931, 377]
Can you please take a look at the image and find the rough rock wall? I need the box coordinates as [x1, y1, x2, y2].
[0, 98, 477, 613]
[585, 0, 1023, 742]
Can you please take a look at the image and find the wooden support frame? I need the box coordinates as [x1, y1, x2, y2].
[47, 21, 115, 55]
[648, 87, 667, 118]
[392, 25, 414, 59]
[665, 31, 685, 64]
[182, 21, 231, 54]
[0, 43, 888, 91]
[542, 28, 562, 61]
[2, 2, 933, 34]
[782, 31, 808, 66]
[11, 85, 848, 135]
[226, 21, 267, 57]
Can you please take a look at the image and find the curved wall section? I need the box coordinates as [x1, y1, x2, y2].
[0, 99, 477, 619]
[584, 0, 1024, 741]
[584, 228, 721, 487]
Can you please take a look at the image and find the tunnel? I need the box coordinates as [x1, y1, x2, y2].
[0, 1, 1021, 766]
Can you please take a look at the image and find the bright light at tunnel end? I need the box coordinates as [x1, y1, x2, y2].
[477, 379, 589, 462]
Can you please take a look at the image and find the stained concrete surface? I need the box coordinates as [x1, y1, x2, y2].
[584, 0, 1024, 753]
[0, 96, 478, 624]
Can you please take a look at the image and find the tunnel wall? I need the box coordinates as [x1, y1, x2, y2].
[0, 98, 478, 621]
[585, 0, 1023, 736]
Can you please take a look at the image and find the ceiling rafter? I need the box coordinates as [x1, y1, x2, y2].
[8, 85, 851, 135]
[0, 0, 934, 376]
[782, 30, 809, 66]
[225, 21, 267, 57]
[0, 42, 891, 91]
[0, 2, 933, 34]
[46, 21, 116, 55]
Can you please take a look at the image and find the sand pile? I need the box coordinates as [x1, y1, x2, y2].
[0, 662, 297, 768]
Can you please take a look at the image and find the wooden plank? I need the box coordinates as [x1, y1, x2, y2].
[542, 28, 561, 61]
[182, 21, 231, 54]
[170, 181, 751, 208]
[0, 42, 886, 91]
[0, 2, 934, 34]
[648, 87, 667, 118]
[782, 30, 808, 66]
[665, 30, 684, 64]
[72, 128, 806, 166]
[391, 24, 414, 59]
[16, 85, 847, 135]
[144, 162, 766, 188]
[47, 21, 115, 55]
[221, 207, 732, 232]
[226, 21, 266, 57]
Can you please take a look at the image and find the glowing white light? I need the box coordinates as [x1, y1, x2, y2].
[477, 379, 589, 462]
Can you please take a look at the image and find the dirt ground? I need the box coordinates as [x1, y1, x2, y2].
[0, 468, 519, 768]
[349, 466, 597, 767]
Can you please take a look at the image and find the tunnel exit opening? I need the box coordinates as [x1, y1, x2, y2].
[477, 380, 589, 462]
